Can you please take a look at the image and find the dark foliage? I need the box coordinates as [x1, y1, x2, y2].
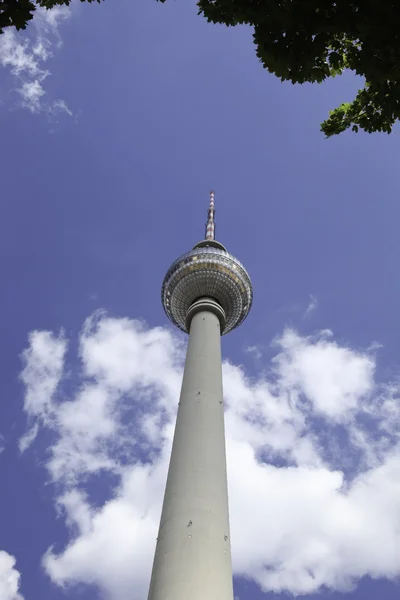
[0, 0, 102, 34]
[162, 1, 400, 137]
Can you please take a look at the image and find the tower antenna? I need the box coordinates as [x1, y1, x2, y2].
[205, 190, 216, 240]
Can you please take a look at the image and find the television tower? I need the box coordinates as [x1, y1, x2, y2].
[147, 191, 253, 600]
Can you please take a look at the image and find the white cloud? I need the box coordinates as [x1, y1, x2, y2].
[0, 4, 72, 115]
[79, 311, 184, 396]
[245, 345, 262, 360]
[304, 293, 318, 316]
[273, 328, 375, 421]
[229, 443, 400, 594]
[19, 312, 183, 484]
[19, 313, 400, 598]
[19, 329, 66, 451]
[0, 551, 23, 600]
[38, 6, 71, 31]
[44, 467, 166, 600]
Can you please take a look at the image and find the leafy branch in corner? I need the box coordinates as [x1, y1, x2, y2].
[0, 0, 102, 35]
[160, 0, 400, 137]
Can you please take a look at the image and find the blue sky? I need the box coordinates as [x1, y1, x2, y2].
[0, 1, 400, 599]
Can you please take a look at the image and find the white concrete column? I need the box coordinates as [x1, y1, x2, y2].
[147, 303, 234, 600]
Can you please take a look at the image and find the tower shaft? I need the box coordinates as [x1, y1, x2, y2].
[147, 304, 234, 600]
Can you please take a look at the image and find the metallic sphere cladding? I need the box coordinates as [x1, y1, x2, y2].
[161, 244, 253, 335]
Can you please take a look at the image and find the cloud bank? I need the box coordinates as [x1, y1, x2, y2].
[0, 551, 23, 600]
[19, 311, 400, 599]
[0, 5, 72, 115]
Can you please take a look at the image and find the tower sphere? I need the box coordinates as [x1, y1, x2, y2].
[162, 239, 253, 335]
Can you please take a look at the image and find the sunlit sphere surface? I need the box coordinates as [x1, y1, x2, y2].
[161, 243, 253, 334]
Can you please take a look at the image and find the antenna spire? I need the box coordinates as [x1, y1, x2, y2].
[205, 190, 216, 240]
